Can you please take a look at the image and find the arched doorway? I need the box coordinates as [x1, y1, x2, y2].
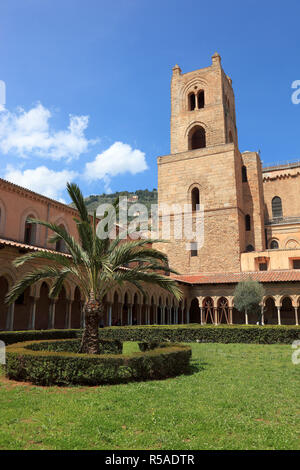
[71, 286, 82, 329]
[14, 287, 32, 330]
[190, 298, 200, 323]
[281, 297, 294, 325]
[112, 292, 119, 326]
[132, 293, 139, 325]
[54, 286, 67, 329]
[264, 297, 277, 325]
[0, 276, 9, 330]
[36, 282, 50, 330]
[203, 297, 214, 324]
[217, 297, 229, 324]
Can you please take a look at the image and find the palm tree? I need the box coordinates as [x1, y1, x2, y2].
[6, 183, 182, 354]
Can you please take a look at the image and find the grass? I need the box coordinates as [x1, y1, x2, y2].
[0, 342, 299, 450]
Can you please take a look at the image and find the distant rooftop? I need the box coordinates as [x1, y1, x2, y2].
[262, 161, 300, 172]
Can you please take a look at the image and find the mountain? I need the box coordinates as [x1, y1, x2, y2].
[71, 189, 158, 214]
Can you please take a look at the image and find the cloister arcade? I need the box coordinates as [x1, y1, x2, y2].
[0, 269, 299, 330]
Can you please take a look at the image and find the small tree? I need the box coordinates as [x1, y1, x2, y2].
[233, 279, 265, 325]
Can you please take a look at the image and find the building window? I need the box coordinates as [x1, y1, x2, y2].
[191, 187, 200, 211]
[24, 217, 36, 245]
[190, 242, 198, 257]
[272, 196, 283, 219]
[292, 259, 300, 269]
[197, 90, 204, 109]
[188, 93, 196, 111]
[189, 126, 206, 150]
[242, 165, 247, 182]
[270, 240, 279, 250]
[259, 263, 268, 271]
[245, 214, 251, 231]
[55, 224, 66, 252]
[246, 244, 254, 252]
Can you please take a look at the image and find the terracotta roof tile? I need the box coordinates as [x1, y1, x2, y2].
[171, 270, 300, 284]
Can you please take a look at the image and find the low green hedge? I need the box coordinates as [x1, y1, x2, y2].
[26, 338, 122, 355]
[99, 324, 300, 344]
[0, 329, 79, 345]
[5, 339, 192, 386]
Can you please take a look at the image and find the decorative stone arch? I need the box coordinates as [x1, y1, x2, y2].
[284, 238, 300, 250]
[217, 296, 229, 324]
[279, 295, 295, 325]
[202, 296, 214, 324]
[268, 238, 280, 250]
[180, 78, 209, 112]
[19, 207, 41, 245]
[0, 197, 7, 236]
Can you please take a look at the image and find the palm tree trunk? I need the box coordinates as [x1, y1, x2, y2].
[79, 297, 103, 354]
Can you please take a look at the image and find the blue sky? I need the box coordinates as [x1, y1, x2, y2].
[0, 0, 300, 202]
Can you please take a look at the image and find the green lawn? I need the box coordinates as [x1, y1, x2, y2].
[0, 342, 299, 450]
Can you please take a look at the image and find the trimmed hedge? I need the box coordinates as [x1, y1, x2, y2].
[98, 324, 300, 344]
[26, 338, 122, 355]
[5, 339, 192, 386]
[0, 329, 79, 345]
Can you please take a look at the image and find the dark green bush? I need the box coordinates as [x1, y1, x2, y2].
[0, 329, 79, 345]
[26, 338, 122, 354]
[5, 339, 192, 386]
[99, 324, 300, 344]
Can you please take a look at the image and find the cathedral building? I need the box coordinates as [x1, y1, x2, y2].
[0, 53, 299, 329]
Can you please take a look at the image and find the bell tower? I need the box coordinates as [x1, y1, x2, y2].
[157, 54, 249, 275]
[170, 52, 238, 155]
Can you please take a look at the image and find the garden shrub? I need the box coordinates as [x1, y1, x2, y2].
[26, 338, 122, 354]
[0, 329, 79, 345]
[99, 324, 300, 344]
[5, 339, 192, 386]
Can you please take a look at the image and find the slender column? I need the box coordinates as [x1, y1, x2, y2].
[147, 305, 150, 325]
[80, 301, 85, 329]
[28, 297, 38, 330]
[187, 309, 190, 324]
[6, 302, 15, 331]
[261, 305, 265, 325]
[65, 300, 72, 329]
[245, 310, 249, 325]
[200, 307, 203, 325]
[175, 306, 179, 324]
[127, 304, 132, 325]
[276, 306, 281, 325]
[155, 306, 158, 324]
[48, 300, 56, 329]
[181, 308, 184, 324]
[295, 306, 299, 326]
[107, 303, 112, 326]
[214, 307, 218, 325]
[229, 307, 233, 325]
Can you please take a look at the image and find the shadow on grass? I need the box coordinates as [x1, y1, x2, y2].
[184, 358, 208, 376]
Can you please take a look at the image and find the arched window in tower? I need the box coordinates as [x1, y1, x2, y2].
[188, 93, 196, 111]
[189, 126, 206, 150]
[197, 90, 205, 109]
[272, 196, 283, 219]
[246, 244, 255, 252]
[242, 165, 248, 182]
[245, 214, 251, 231]
[270, 239, 279, 250]
[191, 187, 200, 211]
[55, 224, 66, 252]
[24, 216, 36, 245]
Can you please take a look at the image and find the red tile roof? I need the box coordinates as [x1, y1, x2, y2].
[0, 238, 70, 255]
[171, 270, 300, 284]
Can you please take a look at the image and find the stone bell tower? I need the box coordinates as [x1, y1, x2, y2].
[157, 53, 250, 275]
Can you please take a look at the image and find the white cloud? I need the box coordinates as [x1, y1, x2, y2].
[0, 103, 95, 161]
[4, 165, 77, 201]
[84, 141, 148, 192]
